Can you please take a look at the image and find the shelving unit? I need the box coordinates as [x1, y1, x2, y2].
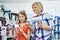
[0, 8, 15, 40]
[53, 16, 60, 40]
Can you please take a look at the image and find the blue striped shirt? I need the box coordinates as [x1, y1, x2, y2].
[32, 13, 54, 40]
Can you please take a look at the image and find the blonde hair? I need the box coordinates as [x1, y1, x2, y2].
[32, 2, 43, 12]
[17, 10, 27, 24]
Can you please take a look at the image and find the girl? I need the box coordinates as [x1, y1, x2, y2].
[13, 10, 30, 40]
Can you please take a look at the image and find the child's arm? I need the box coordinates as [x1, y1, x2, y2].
[13, 28, 18, 40]
[20, 29, 30, 40]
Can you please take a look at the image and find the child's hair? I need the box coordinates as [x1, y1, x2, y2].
[17, 10, 27, 24]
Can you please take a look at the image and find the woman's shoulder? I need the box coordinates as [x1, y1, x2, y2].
[42, 13, 53, 19]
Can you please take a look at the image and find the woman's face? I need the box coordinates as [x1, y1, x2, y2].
[32, 4, 40, 14]
[18, 14, 26, 23]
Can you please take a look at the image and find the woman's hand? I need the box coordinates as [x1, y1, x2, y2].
[38, 22, 43, 28]
[27, 24, 34, 33]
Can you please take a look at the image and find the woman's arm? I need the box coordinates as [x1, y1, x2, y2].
[42, 26, 50, 31]
[38, 22, 50, 31]
[27, 24, 34, 33]
[20, 29, 30, 40]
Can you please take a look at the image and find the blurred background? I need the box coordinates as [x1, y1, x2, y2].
[0, 0, 60, 40]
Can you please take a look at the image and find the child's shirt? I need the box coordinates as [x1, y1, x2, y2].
[15, 23, 29, 40]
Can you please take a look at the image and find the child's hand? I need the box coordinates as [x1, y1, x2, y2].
[20, 28, 23, 33]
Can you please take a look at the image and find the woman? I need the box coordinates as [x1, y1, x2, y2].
[29, 2, 53, 40]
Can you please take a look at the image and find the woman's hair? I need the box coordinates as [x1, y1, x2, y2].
[32, 2, 43, 12]
[17, 10, 27, 24]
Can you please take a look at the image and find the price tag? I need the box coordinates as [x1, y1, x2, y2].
[1, 26, 7, 36]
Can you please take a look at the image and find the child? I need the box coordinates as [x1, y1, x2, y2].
[13, 10, 30, 40]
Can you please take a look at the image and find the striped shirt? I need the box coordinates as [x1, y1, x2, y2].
[32, 13, 54, 40]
